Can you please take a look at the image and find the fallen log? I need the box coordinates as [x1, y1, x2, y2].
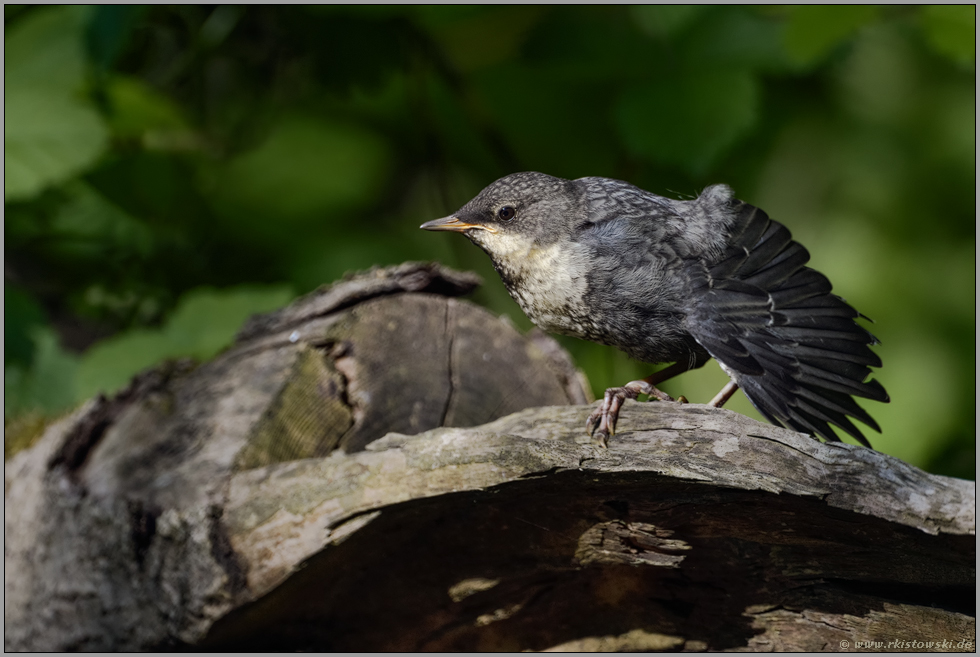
[4, 264, 974, 652]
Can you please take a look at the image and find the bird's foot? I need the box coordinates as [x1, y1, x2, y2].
[586, 380, 675, 447]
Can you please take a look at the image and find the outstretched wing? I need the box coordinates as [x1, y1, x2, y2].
[685, 200, 889, 447]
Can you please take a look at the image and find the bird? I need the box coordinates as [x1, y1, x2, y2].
[421, 172, 888, 448]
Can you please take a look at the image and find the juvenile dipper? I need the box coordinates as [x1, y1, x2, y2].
[421, 172, 888, 447]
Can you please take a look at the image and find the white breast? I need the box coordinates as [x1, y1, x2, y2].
[489, 234, 590, 336]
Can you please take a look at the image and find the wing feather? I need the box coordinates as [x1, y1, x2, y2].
[686, 198, 888, 446]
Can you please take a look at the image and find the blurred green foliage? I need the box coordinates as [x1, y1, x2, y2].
[4, 5, 975, 478]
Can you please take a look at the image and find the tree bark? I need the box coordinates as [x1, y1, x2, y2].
[4, 264, 974, 652]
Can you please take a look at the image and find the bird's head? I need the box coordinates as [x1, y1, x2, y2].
[420, 172, 581, 265]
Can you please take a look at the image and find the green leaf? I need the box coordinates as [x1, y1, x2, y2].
[4, 327, 79, 417]
[680, 8, 791, 73]
[75, 285, 293, 400]
[5, 91, 108, 203]
[74, 329, 174, 403]
[783, 5, 879, 67]
[163, 287, 293, 360]
[920, 5, 975, 68]
[615, 67, 758, 174]
[4, 6, 108, 201]
[207, 115, 389, 224]
[5, 5, 89, 89]
[104, 75, 187, 139]
[47, 181, 154, 261]
[630, 5, 707, 40]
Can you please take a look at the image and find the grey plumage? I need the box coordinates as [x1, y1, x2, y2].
[421, 172, 889, 447]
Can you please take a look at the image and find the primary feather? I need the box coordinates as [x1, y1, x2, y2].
[683, 194, 888, 446]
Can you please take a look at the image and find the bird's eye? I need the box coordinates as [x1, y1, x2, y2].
[497, 206, 516, 221]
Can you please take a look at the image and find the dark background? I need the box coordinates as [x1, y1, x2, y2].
[4, 5, 975, 478]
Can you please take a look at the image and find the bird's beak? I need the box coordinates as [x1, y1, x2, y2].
[420, 216, 495, 233]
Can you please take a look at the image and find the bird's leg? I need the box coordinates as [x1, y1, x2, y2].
[586, 380, 654, 447]
[586, 362, 691, 447]
[709, 380, 739, 407]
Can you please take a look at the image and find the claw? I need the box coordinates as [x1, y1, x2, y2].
[584, 378, 678, 446]
[585, 412, 599, 436]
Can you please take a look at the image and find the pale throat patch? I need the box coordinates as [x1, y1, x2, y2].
[481, 232, 590, 335]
